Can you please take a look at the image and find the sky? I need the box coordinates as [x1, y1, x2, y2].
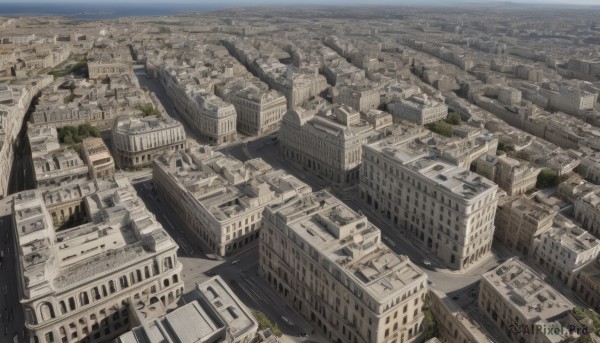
[5, 0, 600, 4]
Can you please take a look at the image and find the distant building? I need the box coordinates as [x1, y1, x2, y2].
[117, 276, 258, 343]
[478, 258, 574, 343]
[81, 137, 115, 179]
[111, 115, 186, 169]
[392, 93, 448, 125]
[12, 178, 183, 343]
[260, 190, 428, 343]
[87, 47, 132, 80]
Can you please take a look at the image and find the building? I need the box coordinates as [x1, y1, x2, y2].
[476, 154, 541, 196]
[339, 84, 382, 113]
[111, 115, 186, 169]
[260, 190, 429, 343]
[280, 105, 377, 184]
[429, 290, 494, 343]
[574, 189, 600, 238]
[32, 148, 89, 189]
[11, 178, 183, 343]
[533, 216, 600, 288]
[549, 86, 597, 116]
[116, 276, 258, 343]
[360, 138, 498, 270]
[574, 258, 600, 312]
[225, 85, 287, 136]
[478, 258, 574, 343]
[392, 93, 448, 125]
[494, 197, 555, 256]
[153, 146, 311, 257]
[87, 48, 132, 80]
[80, 137, 115, 179]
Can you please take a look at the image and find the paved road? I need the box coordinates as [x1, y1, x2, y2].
[0, 210, 26, 343]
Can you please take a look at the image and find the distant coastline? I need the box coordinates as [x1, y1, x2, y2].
[0, 3, 225, 19]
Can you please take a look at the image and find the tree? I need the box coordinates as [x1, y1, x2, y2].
[445, 112, 462, 125]
[536, 168, 560, 189]
[497, 141, 515, 153]
[422, 294, 439, 340]
[425, 121, 453, 137]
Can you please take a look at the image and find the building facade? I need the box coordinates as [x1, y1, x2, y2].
[117, 276, 258, 343]
[280, 105, 376, 184]
[12, 178, 183, 343]
[226, 86, 287, 136]
[478, 258, 573, 343]
[80, 137, 115, 179]
[392, 94, 448, 125]
[360, 138, 499, 270]
[260, 190, 428, 343]
[153, 146, 311, 257]
[111, 115, 186, 169]
[494, 196, 555, 256]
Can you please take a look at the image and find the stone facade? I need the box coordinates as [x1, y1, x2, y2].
[360, 137, 499, 270]
[81, 137, 115, 179]
[392, 93, 448, 125]
[153, 147, 311, 257]
[12, 178, 183, 343]
[225, 86, 286, 136]
[494, 196, 555, 256]
[260, 190, 428, 343]
[280, 105, 377, 184]
[478, 258, 573, 343]
[476, 154, 540, 196]
[117, 276, 258, 343]
[111, 115, 186, 169]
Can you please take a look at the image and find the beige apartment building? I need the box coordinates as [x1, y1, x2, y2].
[259, 190, 429, 343]
[153, 146, 311, 257]
[117, 276, 258, 343]
[476, 154, 540, 196]
[360, 137, 499, 270]
[574, 259, 600, 313]
[533, 216, 600, 288]
[12, 178, 183, 343]
[226, 86, 287, 136]
[111, 115, 186, 169]
[392, 93, 448, 125]
[81, 137, 115, 179]
[339, 84, 382, 113]
[494, 196, 555, 257]
[280, 105, 377, 184]
[87, 48, 132, 80]
[479, 258, 573, 343]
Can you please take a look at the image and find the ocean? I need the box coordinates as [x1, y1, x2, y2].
[0, 3, 226, 19]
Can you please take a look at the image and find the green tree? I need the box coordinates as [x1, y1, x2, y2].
[445, 112, 462, 125]
[536, 169, 560, 189]
[425, 121, 453, 137]
[422, 294, 439, 340]
[497, 141, 515, 153]
[63, 133, 74, 145]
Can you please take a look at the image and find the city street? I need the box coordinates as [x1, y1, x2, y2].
[0, 209, 26, 343]
[131, 177, 327, 343]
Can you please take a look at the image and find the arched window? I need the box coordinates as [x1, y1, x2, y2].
[68, 297, 76, 311]
[39, 302, 55, 321]
[108, 280, 116, 294]
[80, 292, 90, 306]
[59, 301, 67, 314]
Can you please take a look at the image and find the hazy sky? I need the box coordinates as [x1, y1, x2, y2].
[6, 0, 600, 3]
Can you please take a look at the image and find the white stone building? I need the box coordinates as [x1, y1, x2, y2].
[392, 93, 448, 125]
[12, 178, 183, 343]
[111, 115, 186, 169]
[260, 190, 428, 343]
[360, 137, 499, 270]
[153, 146, 311, 257]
